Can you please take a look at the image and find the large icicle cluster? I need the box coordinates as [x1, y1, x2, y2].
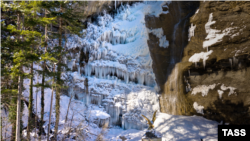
[70, 73, 159, 130]
[65, 3, 159, 87]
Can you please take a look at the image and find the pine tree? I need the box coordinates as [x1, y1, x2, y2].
[49, 1, 86, 140]
[2, 1, 86, 140]
[2, 1, 42, 140]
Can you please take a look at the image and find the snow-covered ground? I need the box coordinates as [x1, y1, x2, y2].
[106, 113, 218, 141]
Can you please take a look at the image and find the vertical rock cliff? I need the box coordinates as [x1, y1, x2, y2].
[146, 1, 250, 124]
[145, 1, 199, 115]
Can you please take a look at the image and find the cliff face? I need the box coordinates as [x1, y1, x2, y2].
[75, 0, 139, 20]
[145, 1, 200, 115]
[185, 1, 250, 124]
[146, 1, 250, 124]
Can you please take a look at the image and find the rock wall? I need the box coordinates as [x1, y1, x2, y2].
[185, 1, 250, 124]
[146, 1, 250, 124]
[75, 1, 133, 23]
[145, 1, 199, 115]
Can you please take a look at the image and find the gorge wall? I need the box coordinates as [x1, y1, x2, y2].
[146, 1, 250, 124]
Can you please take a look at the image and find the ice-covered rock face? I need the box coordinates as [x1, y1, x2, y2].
[70, 72, 159, 130]
[66, 2, 171, 87]
[64, 2, 172, 130]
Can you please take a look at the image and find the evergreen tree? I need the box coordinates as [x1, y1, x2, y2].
[49, 1, 86, 139]
[1, 1, 86, 140]
[1, 1, 44, 140]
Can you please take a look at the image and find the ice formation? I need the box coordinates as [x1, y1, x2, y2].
[69, 72, 159, 130]
[188, 23, 196, 41]
[191, 84, 216, 97]
[62, 2, 172, 130]
[65, 2, 171, 87]
[193, 102, 204, 115]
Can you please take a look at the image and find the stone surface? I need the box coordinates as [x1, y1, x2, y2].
[75, 1, 134, 23]
[145, 1, 250, 124]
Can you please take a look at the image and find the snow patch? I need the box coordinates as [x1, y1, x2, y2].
[193, 102, 204, 115]
[189, 50, 213, 68]
[220, 84, 237, 96]
[203, 13, 238, 49]
[217, 90, 224, 99]
[188, 23, 196, 41]
[191, 84, 216, 97]
[149, 28, 169, 48]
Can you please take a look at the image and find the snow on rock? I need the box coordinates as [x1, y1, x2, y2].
[191, 84, 216, 97]
[149, 28, 169, 48]
[192, 9, 199, 19]
[188, 23, 196, 41]
[189, 50, 213, 68]
[203, 13, 238, 49]
[193, 102, 204, 115]
[88, 110, 110, 120]
[217, 90, 224, 99]
[220, 84, 237, 96]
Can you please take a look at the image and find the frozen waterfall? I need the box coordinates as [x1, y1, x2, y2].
[64, 1, 172, 130]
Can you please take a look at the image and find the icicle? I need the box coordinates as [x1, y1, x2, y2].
[233, 56, 238, 67]
[136, 71, 145, 85]
[188, 69, 190, 77]
[195, 62, 197, 68]
[97, 50, 102, 60]
[125, 72, 129, 84]
[84, 64, 92, 76]
[115, 0, 116, 10]
[203, 59, 206, 69]
[77, 64, 80, 76]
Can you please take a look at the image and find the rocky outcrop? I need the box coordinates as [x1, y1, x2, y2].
[75, 1, 133, 23]
[146, 1, 250, 124]
[184, 1, 250, 124]
[146, 1, 199, 115]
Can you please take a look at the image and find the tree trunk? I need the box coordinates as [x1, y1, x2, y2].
[15, 75, 22, 141]
[27, 49, 34, 140]
[62, 88, 74, 141]
[54, 4, 62, 140]
[15, 13, 22, 141]
[0, 105, 3, 141]
[47, 64, 56, 141]
[35, 65, 39, 139]
[40, 9, 48, 140]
